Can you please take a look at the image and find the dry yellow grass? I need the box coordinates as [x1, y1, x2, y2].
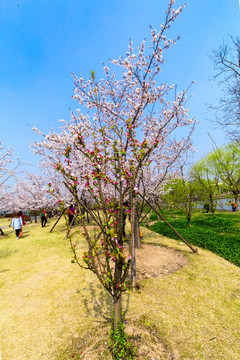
[0, 218, 239, 359]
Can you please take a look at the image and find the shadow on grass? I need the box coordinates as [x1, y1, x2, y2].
[0, 268, 10, 273]
[0, 248, 19, 259]
[80, 281, 130, 324]
[21, 234, 29, 238]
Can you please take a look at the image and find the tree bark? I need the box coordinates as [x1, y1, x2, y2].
[134, 208, 141, 248]
[86, 210, 90, 223]
[113, 296, 122, 331]
[187, 211, 191, 228]
[0, 227, 4, 235]
[209, 193, 215, 216]
[130, 197, 136, 287]
[83, 198, 90, 223]
[113, 261, 123, 330]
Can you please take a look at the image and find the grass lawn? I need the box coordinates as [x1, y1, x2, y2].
[0, 217, 240, 359]
[149, 210, 240, 266]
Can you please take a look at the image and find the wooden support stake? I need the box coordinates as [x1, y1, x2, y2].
[49, 213, 63, 233]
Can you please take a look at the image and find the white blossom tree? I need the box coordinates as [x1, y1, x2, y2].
[32, 0, 196, 341]
[0, 143, 23, 233]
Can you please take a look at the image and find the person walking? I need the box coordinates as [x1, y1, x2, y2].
[230, 201, 237, 212]
[17, 211, 26, 237]
[41, 208, 47, 227]
[11, 213, 23, 240]
[18, 210, 26, 225]
[67, 204, 75, 226]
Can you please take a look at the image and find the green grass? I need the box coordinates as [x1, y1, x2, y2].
[0, 216, 240, 359]
[148, 211, 240, 267]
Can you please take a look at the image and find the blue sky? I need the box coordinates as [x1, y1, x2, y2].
[0, 0, 240, 171]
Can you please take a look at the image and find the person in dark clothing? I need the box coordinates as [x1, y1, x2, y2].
[19, 211, 26, 225]
[68, 205, 75, 226]
[230, 201, 237, 212]
[41, 209, 47, 227]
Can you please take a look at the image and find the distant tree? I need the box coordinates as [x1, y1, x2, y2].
[210, 36, 240, 140]
[200, 142, 240, 210]
[191, 158, 221, 216]
[0, 143, 22, 233]
[163, 161, 200, 228]
[0, 144, 14, 198]
[22, 174, 52, 214]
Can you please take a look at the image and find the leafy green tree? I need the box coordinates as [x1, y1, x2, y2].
[200, 142, 240, 210]
[163, 175, 200, 228]
[191, 158, 221, 216]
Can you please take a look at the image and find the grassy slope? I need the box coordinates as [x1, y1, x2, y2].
[149, 211, 240, 266]
[0, 218, 240, 359]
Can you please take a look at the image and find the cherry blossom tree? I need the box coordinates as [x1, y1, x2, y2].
[0, 144, 14, 202]
[31, 127, 93, 224]
[0, 143, 23, 233]
[33, 0, 196, 334]
[4, 170, 63, 223]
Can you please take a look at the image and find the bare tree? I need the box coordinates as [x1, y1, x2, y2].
[210, 36, 240, 140]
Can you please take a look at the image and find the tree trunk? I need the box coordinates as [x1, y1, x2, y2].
[186, 197, 192, 228]
[113, 296, 122, 331]
[209, 194, 215, 216]
[0, 227, 4, 235]
[86, 210, 90, 224]
[83, 199, 90, 223]
[134, 209, 141, 248]
[113, 261, 123, 330]
[187, 211, 191, 228]
[131, 242, 136, 287]
[130, 197, 136, 287]
[131, 229, 136, 287]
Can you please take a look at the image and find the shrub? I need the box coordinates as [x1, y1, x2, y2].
[108, 320, 136, 360]
[150, 212, 158, 221]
